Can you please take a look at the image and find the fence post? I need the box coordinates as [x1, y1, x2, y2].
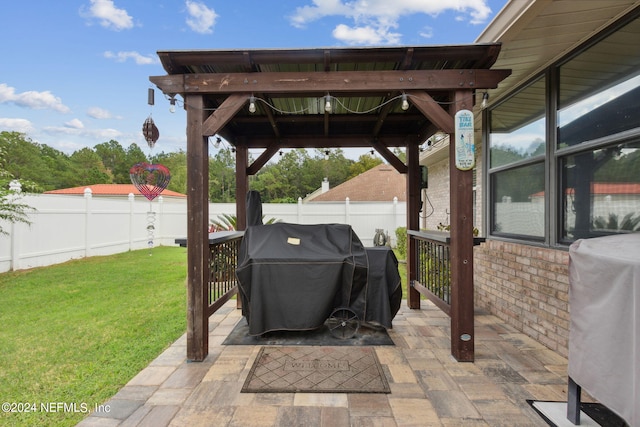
[297, 197, 303, 223]
[84, 188, 92, 257]
[128, 193, 135, 250]
[345, 197, 350, 224]
[393, 196, 399, 246]
[9, 180, 22, 271]
[157, 196, 164, 246]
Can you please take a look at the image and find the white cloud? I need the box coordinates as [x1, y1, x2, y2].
[333, 24, 401, 46]
[43, 125, 123, 140]
[103, 51, 159, 65]
[0, 83, 71, 114]
[290, 0, 492, 44]
[185, 0, 218, 34]
[64, 119, 85, 129]
[81, 0, 134, 31]
[87, 106, 113, 119]
[419, 26, 434, 39]
[0, 118, 34, 133]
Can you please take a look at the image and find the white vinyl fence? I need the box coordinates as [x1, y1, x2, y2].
[0, 192, 406, 273]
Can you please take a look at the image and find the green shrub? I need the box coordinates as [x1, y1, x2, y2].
[395, 226, 407, 259]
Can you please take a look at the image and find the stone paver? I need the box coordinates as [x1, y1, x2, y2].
[76, 300, 567, 426]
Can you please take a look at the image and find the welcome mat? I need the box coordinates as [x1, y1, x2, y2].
[241, 346, 390, 393]
[527, 400, 628, 427]
[223, 318, 395, 346]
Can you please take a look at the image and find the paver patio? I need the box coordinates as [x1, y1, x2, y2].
[76, 299, 575, 426]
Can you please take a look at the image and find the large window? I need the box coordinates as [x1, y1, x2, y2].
[489, 77, 546, 169]
[488, 76, 546, 238]
[560, 140, 640, 241]
[492, 162, 545, 238]
[487, 12, 640, 245]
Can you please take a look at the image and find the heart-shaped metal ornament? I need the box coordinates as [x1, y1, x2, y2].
[129, 162, 171, 201]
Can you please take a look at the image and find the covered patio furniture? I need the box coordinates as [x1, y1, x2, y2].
[568, 233, 640, 426]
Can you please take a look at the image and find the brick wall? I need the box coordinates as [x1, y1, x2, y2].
[474, 240, 571, 357]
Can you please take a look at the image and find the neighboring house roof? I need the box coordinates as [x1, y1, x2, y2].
[310, 164, 406, 202]
[531, 183, 640, 198]
[44, 184, 186, 198]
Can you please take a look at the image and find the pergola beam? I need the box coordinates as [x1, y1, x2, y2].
[150, 69, 511, 95]
[232, 135, 410, 149]
[406, 90, 455, 134]
[202, 93, 247, 136]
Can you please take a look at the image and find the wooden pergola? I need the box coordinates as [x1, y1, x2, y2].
[150, 45, 510, 362]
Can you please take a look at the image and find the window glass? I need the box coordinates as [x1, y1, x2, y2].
[492, 162, 545, 238]
[489, 77, 546, 168]
[561, 140, 640, 241]
[558, 17, 640, 148]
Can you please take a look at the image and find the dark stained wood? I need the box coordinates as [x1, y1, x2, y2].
[185, 94, 209, 362]
[372, 142, 407, 174]
[239, 135, 410, 149]
[201, 94, 248, 136]
[156, 45, 504, 72]
[150, 69, 511, 95]
[412, 280, 451, 316]
[405, 90, 455, 134]
[449, 89, 475, 362]
[406, 140, 421, 310]
[151, 45, 511, 365]
[247, 143, 279, 176]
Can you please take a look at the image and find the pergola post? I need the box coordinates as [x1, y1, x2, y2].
[406, 140, 421, 310]
[185, 94, 210, 362]
[449, 89, 475, 362]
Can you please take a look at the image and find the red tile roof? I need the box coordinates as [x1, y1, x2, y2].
[531, 182, 640, 198]
[44, 184, 186, 198]
[310, 164, 406, 202]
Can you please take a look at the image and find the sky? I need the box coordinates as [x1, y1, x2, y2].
[0, 0, 508, 158]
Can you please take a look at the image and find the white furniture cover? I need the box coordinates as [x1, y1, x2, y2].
[568, 233, 640, 427]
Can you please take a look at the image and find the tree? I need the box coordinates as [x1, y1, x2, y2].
[94, 140, 132, 183]
[209, 148, 236, 202]
[349, 153, 383, 178]
[70, 148, 111, 185]
[151, 150, 187, 195]
[0, 143, 33, 234]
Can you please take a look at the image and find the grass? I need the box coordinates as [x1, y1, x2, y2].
[0, 246, 188, 427]
[0, 245, 409, 426]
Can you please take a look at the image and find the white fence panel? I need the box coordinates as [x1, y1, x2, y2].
[0, 194, 406, 273]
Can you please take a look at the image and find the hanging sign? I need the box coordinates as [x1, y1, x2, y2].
[454, 109, 475, 171]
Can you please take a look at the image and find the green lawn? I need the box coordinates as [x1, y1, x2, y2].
[0, 246, 188, 427]
[0, 245, 409, 426]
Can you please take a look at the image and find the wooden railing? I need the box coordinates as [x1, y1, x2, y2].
[207, 231, 243, 315]
[176, 231, 244, 316]
[408, 230, 484, 316]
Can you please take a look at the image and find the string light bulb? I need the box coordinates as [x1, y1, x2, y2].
[169, 96, 176, 113]
[481, 92, 489, 109]
[324, 94, 332, 113]
[401, 93, 409, 111]
[249, 96, 256, 113]
[214, 136, 221, 148]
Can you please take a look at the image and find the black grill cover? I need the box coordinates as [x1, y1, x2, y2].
[236, 223, 368, 335]
[246, 190, 263, 227]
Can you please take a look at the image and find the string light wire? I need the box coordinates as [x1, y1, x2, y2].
[163, 92, 472, 114]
